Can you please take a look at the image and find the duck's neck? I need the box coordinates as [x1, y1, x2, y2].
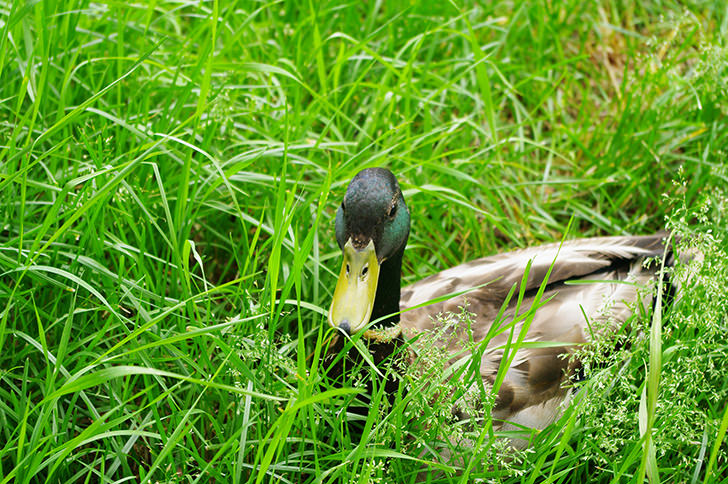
[370, 248, 404, 329]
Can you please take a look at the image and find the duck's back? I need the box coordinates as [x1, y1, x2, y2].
[399, 235, 669, 435]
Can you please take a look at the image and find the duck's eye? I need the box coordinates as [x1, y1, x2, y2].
[341, 201, 346, 212]
[362, 266, 368, 277]
[388, 204, 397, 218]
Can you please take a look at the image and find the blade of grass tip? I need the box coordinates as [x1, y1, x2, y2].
[241, 206, 267, 279]
[150, 162, 192, 303]
[53, 287, 77, 381]
[309, 0, 327, 96]
[703, 403, 728, 484]
[268, 142, 288, 322]
[15, 399, 30, 479]
[0, 0, 22, 79]
[187, 239, 210, 291]
[233, 380, 255, 484]
[279, 175, 331, 325]
[31, 294, 51, 388]
[17, 2, 51, 266]
[691, 427, 709, 484]
[490, 260, 531, 399]
[637, 383, 655, 483]
[23, 0, 50, 149]
[638, 232, 671, 484]
[268, 110, 296, 326]
[461, 8, 498, 148]
[175, 0, 218, 235]
[0, 300, 11, 356]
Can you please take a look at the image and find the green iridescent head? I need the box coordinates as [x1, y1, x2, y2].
[329, 168, 410, 335]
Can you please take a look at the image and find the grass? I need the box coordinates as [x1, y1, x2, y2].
[1, 0, 727, 482]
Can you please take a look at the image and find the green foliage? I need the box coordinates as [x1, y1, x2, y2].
[0, 0, 726, 482]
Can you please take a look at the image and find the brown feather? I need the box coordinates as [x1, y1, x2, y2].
[398, 234, 671, 438]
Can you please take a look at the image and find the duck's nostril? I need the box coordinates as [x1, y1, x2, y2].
[340, 320, 351, 335]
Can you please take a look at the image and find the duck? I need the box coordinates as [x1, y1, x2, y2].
[326, 167, 673, 444]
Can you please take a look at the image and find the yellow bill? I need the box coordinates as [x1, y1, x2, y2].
[329, 239, 380, 334]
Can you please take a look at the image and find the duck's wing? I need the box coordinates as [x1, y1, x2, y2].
[400, 234, 667, 315]
[399, 234, 669, 432]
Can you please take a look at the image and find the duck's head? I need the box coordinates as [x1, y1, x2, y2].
[329, 168, 410, 336]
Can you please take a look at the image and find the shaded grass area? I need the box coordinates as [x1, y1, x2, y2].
[1, 0, 727, 482]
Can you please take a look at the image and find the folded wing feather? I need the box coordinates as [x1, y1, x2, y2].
[399, 234, 666, 433]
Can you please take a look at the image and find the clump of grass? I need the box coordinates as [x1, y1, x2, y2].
[568, 182, 728, 481]
[1, 1, 726, 482]
[398, 309, 493, 463]
[334, 307, 529, 481]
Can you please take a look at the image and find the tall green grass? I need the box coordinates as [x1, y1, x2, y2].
[1, 1, 726, 482]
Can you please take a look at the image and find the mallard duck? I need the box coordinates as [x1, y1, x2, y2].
[327, 167, 672, 442]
